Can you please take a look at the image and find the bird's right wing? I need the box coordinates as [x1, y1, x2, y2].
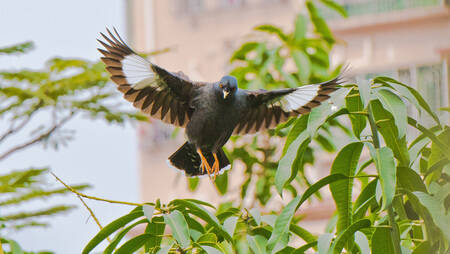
[234, 75, 343, 134]
[98, 28, 202, 127]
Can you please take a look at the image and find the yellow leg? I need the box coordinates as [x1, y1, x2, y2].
[197, 149, 212, 177]
[212, 153, 220, 179]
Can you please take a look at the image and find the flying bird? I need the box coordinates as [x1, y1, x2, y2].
[97, 28, 343, 178]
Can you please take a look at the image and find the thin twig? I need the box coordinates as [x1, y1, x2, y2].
[0, 112, 74, 161]
[0, 100, 42, 143]
[50, 172, 144, 206]
[0, 116, 30, 143]
[76, 195, 111, 243]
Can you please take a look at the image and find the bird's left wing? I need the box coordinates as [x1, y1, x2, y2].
[234, 75, 343, 134]
[98, 28, 201, 127]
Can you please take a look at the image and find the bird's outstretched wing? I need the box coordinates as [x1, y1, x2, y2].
[97, 28, 201, 127]
[234, 75, 343, 134]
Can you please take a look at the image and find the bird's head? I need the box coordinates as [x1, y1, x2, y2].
[217, 75, 238, 100]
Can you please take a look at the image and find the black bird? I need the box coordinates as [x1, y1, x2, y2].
[97, 29, 343, 177]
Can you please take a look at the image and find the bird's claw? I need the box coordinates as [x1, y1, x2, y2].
[198, 149, 213, 179]
[211, 153, 220, 180]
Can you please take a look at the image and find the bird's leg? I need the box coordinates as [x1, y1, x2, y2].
[212, 153, 220, 178]
[197, 149, 212, 177]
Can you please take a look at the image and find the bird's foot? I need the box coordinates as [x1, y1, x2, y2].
[197, 149, 213, 179]
[212, 153, 220, 180]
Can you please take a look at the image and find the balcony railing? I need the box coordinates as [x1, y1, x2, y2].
[320, 0, 445, 19]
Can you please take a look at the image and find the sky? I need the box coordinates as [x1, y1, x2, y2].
[0, 1, 141, 253]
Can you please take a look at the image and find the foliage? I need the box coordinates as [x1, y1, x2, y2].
[79, 0, 449, 253]
[80, 78, 449, 253]
[0, 41, 146, 253]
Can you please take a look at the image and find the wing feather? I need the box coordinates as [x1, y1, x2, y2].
[234, 74, 343, 135]
[98, 28, 200, 127]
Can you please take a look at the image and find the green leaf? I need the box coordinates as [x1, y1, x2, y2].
[8, 240, 24, 254]
[163, 210, 191, 249]
[223, 216, 238, 237]
[188, 177, 199, 191]
[345, 88, 367, 139]
[0, 41, 33, 55]
[376, 88, 407, 138]
[300, 174, 348, 208]
[408, 118, 450, 161]
[254, 24, 288, 42]
[293, 14, 308, 41]
[170, 199, 231, 241]
[292, 50, 311, 83]
[354, 231, 370, 254]
[145, 216, 166, 253]
[248, 235, 268, 254]
[330, 142, 363, 232]
[411, 241, 431, 254]
[265, 173, 347, 253]
[307, 102, 332, 138]
[230, 42, 259, 61]
[155, 241, 174, 254]
[317, 233, 333, 254]
[104, 219, 148, 254]
[201, 245, 223, 254]
[249, 208, 262, 225]
[330, 219, 371, 254]
[429, 127, 450, 163]
[114, 234, 152, 254]
[319, 0, 348, 17]
[306, 1, 334, 45]
[182, 199, 216, 209]
[414, 186, 450, 242]
[143, 205, 154, 222]
[197, 233, 218, 244]
[276, 131, 311, 194]
[217, 241, 235, 254]
[374, 76, 440, 126]
[283, 115, 308, 155]
[266, 196, 301, 253]
[214, 172, 228, 195]
[293, 241, 317, 253]
[374, 147, 396, 209]
[397, 167, 427, 193]
[82, 207, 143, 254]
[353, 179, 377, 220]
[371, 227, 394, 254]
[371, 100, 410, 166]
[289, 224, 316, 244]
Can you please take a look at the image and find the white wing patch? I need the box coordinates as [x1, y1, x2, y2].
[122, 54, 157, 90]
[280, 85, 320, 111]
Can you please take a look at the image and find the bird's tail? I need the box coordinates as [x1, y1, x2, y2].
[167, 142, 230, 177]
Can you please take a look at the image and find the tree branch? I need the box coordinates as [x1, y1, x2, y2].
[76, 195, 111, 243]
[50, 172, 144, 207]
[0, 100, 43, 143]
[0, 112, 74, 161]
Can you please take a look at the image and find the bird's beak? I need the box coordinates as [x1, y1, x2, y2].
[223, 90, 230, 99]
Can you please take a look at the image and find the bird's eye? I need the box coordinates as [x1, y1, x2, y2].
[219, 84, 223, 88]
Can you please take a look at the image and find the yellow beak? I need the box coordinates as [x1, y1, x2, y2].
[223, 90, 230, 99]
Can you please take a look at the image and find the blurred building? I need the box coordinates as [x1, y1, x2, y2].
[126, 0, 449, 234]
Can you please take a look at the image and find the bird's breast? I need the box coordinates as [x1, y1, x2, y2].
[186, 93, 243, 151]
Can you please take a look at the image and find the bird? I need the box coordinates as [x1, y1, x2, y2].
[97, 28, 343, 178]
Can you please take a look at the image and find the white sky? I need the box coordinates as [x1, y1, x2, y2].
[0, 1, 141, 253]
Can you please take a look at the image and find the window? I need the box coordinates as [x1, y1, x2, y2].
[354, 62, 447, 127]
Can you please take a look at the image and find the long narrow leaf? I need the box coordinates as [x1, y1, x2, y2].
[330, 142, 363, 232]
[330, 219, 371, 254]
[82, 207, 143, 254]
[163, 210, 190, 249]
[376, 88, 407, 138]
[374, 147, 396, 209]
